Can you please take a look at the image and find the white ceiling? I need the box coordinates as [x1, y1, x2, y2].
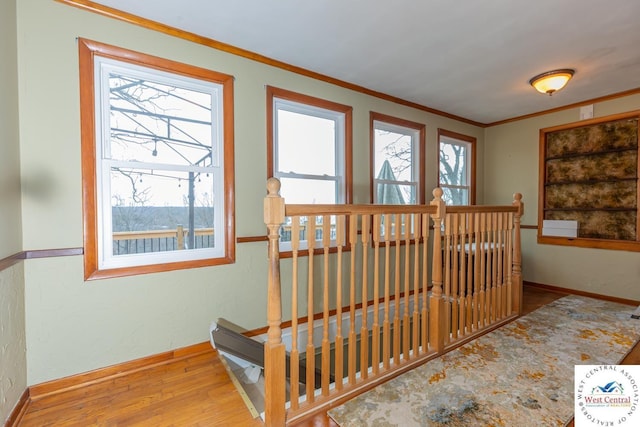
[91, 0, 640, 124]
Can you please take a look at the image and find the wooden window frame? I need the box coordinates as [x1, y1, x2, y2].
[266, 86, 353, 201]
[266, 86, 353, 257]
[437, 129, 477, 205]
[537, 111, 640, 252]
[370, 112, 426, 205]
[79, 38, 235, 280]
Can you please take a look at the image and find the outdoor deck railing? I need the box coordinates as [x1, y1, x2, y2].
[112, 227, 214, 255]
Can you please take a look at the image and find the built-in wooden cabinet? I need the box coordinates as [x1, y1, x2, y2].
[538, 111, 640, 251]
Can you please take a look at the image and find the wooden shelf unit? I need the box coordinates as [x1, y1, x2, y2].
[538, 111, 640, 251]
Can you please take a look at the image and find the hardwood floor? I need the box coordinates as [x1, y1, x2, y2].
[13, 286, 639, 426]
[17, 351, 264, 427]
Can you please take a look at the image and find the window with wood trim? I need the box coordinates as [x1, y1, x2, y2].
[266, 86, 353, 250]
[538, 111, 640, 252]
[370, 112, 425, 205]
[438, 129, 476, 205]
[79, 39, 235, 280]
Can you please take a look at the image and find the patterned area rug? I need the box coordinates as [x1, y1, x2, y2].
[328, 295, 640, 426]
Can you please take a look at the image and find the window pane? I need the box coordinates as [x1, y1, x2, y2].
[279, 177, 336, 204]
[378, 213, 415, 239]
[375, 182, 415, 204]
[276, 109, 336, 176]
[372, 117, 422, 205]
[374, 128, 413, 183]
[108, 73, 214, 168]
[281, 215, 339, 244]
[110, 167, 215, 254]
[439, 141, 468, 186]
[441, 187, 469, 205]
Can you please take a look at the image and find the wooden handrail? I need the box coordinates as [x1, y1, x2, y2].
[446, 205, 519, 213]
[285, 203, 436, 216]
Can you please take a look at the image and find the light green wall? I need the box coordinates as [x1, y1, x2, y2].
[0, 0, 27, 423]
[12, 0, 640, 395]
[485, 94, 640, 300]
[1, 0, 22, 256]
[0, 265, 26, 424]
[17, 0, 484, 385]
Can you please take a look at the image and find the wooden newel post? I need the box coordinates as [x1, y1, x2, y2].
[429, 187, 446, 353]
[512, 193, 524, 315]
[264, 177, 286, 427]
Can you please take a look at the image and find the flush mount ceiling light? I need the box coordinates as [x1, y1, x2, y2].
[529, 69, 575, 95]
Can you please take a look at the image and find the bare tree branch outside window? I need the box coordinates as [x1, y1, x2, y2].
[107, 73, 216, 254]
[439, 141, 469, 205]
[374, 128, 416, 204]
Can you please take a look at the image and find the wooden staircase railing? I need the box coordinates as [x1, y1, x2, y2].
[263, 178, 523, 426]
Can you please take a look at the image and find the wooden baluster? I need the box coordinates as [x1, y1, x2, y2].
[488, 212, 494, 325]
[392, 213, 401, 365]
[321, 215, 331, 396]
[263, 178, 286, 427]
[402, 213, 411, 361]
[484, 212, 492, 326]
[421, 212, 430, 353]
[305, 216, 316, 403]
[468, 213, 473, 323]
[382, 215, 392, 370]
[479, 212, 487, 328]
[512, 193, 524, 315]
[493, 213, 499, 320]
[372, 214, 382, 374]
[444, 214, 452, 344]
[494, 213, 500, 320]
[497, 212, 504, 319]
[473, 212, 481, 331]
[458, 213, 467, 337]
[490, 212, 497, 323]
[360, 215, 370, 380]
[465, 213, 473, 333]
[412, 214, 421, 356]
[334, 215, 345, 391]
[485, 213, 491, 324]
[495, 213, 500, 320]
[429, 188, 445, 353]
[348, 214, 357, 385]
[504, 211, 511, 316]
[451, 213, 459, 340]
[289, 218, 300, 410]
[506, 212, 514, 314]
